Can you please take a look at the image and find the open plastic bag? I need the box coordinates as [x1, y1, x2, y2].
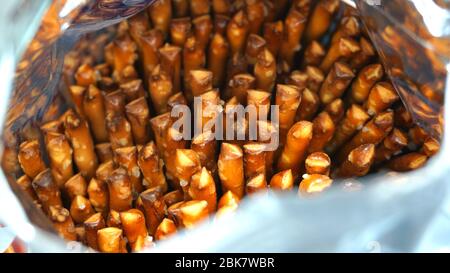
[1, 0, 450, 252]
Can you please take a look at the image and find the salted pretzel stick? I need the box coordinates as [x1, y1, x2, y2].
[149, 65, 174, 114]
[246, 173, 267, 195]
[225, 52, 248, 88]
[350, 37, 376, 70]
[319, 37, 360, 73]
[374, 128, 408, 165]
[173, 0, 189, 17]
[84, 213, 106, 250]
[139, 29, 164, 80]
[84, 85, 108, 143]
[120, 209, 150, 252]
[276, 84, 302, 143]
[69, 86, 86, 118]
[325, 105, 370, 154]
[138, 141, 167, 192]
[159, 44, 182, 92]
[95, 143, 113, 164]
[168, 200, 209, 229]
[350, 64, 384, 104]
[304, 0, 340, 42]
[43, 132, 74, 188]
[115, 146, 143, 195]
[70, 195, 95, 224]
[243, 143, 267, 179]
[127, 11, 150, 47]
[75, 64, 97, 87]
[111, 37, 138, 83]
[319, 62, 355, 105]
[106, 210, 122, 228]
[388, 153, 428, 172]
[295, 88, 319, 121]
[255, 48, 276, 92]
[148, 0, 172, 37]
[263, 21, 283, 57]
[64, 173, 87, 201]
[325, 98, 345, 124]
[190, 70, 213, 98]
[245, 34, 266, 65]
[337, 110, 394, 163]
[218, 143, 245, 198]
[330, 16, 361, 44]
[164, 190, 185, 207]
[167, 92, 188, 112]
[305, 152, 331, 176]
[150, 112, 171, 157]
[138, 187, 166, 235]
[216, 190, 240, 218]
[104, 90, 126, 118]
[120, 79, 146, 103]
[245, 0, 265, 34]
[191, 131, 217, 174]
[421, 137, 440, 157]
[302, 41, 326, 67]
[188, 167, 217, 213]
[49, 206, 77, 241]
[269, 169, 294, 191]
[18, 140, 46, 179]
[308, 111, 335, 153]
[197, 89, 221, 131]
[155, 218, 177, 241]
[16, 175, 39, 203]
[88, 177, 108, 213]
[305, 66, 324, 92]
[277, 121, 313, 177]
[365, 82, 399, 116]
[106, 114, 134, 151]
[97, 227, 127, 253]
[107, 168, 133, 212]
[174, 149, 202, 195]
[227, 73, 255, 105]
[394, 105, 414, 129]
[193, 15, 213, 51]
[208, 33, 229, 88]
[64, 111, 98, 179]
[298, 174, 333, 195]
[125, 97, 150, 145]
[170, 17, 192, 47]
[32, 169, 63, 214]
[227, 10, 249, 54]
[184, 36, 206, 80]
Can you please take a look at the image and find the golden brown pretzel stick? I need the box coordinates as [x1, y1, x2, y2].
[88, 177, 109, 213]
[337, 110, 394, 162]
[138, 141, 167, 192]
[70, 195, 95, 224]
[64, 173, 88, 201]
[32, 169, 63, 214]
[208, 33, 229, 88]
[330, 16, 361, 44]
[277, 121, 313, 177]
[305, 66, 324, 92]
[84, 213, 106, 250]
[319, 62, 355, 105]
[155, 218, 177, 241]
[174, 149, 202, 195]
[394, 105, 414, 129]
[184, 37, 206, 90]
[75, 64, 98, 87]
[245, 34, 266, 65]
[127, 11, 150, 47]
[64, 111, 98, 179]
[350, 37, 375, 70]
[120, 79, 146, 103]
[305, 152, 331, 176]
[191, 0, 211, 16]
[43, 132, 74, 188]
[84, 85, 108, 143]
[295, 88, 320, 121]
[247, 89, 271, 120]
[216, 190, 240, 218]
[263, 0, 276, 22]
[409, 125, 429, 147]
[193, 15, 213, 51]
[120, 209, 150, 252]
[120, 65, 139, 84]
[97, 227, 127, 253]
[245, 0, 265, 34]
[168, 200, 209, 229]
[150, 112, 171, 157]
[421, 137, 440, 157]
[18, 140, 46, 179]
[246, 173, 267, 195]
[218, 143, 245, 198]
[163, 190, 185, 207]
[254, 48, 276, 92]
[325, 105, 370, 154]
[263, 21, 283, 57]
[114, 146, 143, 195]
[189, 69, 214, 99]
[107, 168, 133, 212]
[16, 175, 39, 203]
[225, 52, 248, 88]
[167, 92, 188, 112]
[111, 37, 138, 83]
[188, 167, 217, 213]
[148, 0, 172, 37]
[106, 210, 122, 228]
[95, 160, 115, 183]
[173, 0, 189, 17]
[191, 131, 217, 174]
[197, 90, 221, 131]
[214, 14, 231, 35]
[364, 82, 399, 116]
[299, 174, 333, 195]
[149, 65, 174, 114]
[227, 73, 255, 105]
[243, 143, 267, 179]
[304, 0, 340, 42]
[125, 97, 150, 145]
[350, 64, 384, 104]
[164, 127, 189, 188]
[374, 128, 408, 165]
[227, 10, 249, 54]
[308, 111, 335, 153]
[106, 114, 134, 151]
[104, 90, 126, 118]
[302, 41, 326, 67]
[139, 29, 164, 80]
[325, 98, 345, 124]
[159, 44, 182, 92]
[388, 153, 428, 172]
[287, 70, 308, 90]
[212, 0, 232, 15]
[319, 37, 360, 73]
[49, 206, 77, 241]
[69, 86, 87, 118]
[275, 84, 302, 143]
[170, 17, 192, 47]
[269, 169, 294, 191]
[138, 187, 166, 235]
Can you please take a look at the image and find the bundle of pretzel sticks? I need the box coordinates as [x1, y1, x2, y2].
[12, 0, 441, 253]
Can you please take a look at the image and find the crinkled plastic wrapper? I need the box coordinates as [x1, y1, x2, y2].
[1, 0, 450, 252]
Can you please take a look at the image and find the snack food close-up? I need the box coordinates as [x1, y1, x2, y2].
[1, 0, 450, 256]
